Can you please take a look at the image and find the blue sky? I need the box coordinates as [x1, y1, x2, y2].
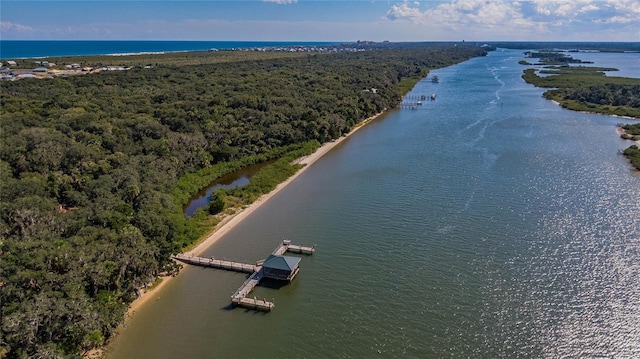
[1, 0, 639, 41]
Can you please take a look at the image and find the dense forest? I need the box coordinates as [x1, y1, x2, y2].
[561, 83, 640, 108]
[521, 65, 640, 118]
[0, 44, 487, 358]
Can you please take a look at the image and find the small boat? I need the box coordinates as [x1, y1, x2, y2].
[432, 75, 440, 83]
[430, 94, 436, 100]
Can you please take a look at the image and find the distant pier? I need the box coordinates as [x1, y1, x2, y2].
[172, 240, 315, 311]
[400, 94, 435, 109]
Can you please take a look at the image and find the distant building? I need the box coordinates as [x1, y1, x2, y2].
[17, 73, 37, 79]
[6, 61, 17, 66]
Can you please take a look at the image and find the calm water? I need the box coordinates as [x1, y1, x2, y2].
[108, 49, 640, 358]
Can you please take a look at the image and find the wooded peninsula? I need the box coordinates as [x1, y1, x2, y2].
[0, 44, 488, 358]
[520, 51, 640, 170]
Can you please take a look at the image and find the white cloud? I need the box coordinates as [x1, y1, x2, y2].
[262, 0, 297, 4]
[529, 0, 640, 21]
[386, 2, 424, 21]
[386, 0, 534, 29]
[532, 0, 576, 17]
[384, 0, 640, 39]
[580, 4, 600, 13]
[0, 21, 34, 33]
[602, 15, 637, 23]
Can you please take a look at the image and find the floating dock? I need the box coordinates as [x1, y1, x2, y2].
[172, 240, 315, 312]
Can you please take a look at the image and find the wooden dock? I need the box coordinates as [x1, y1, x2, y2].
[400, 94, 435, 109]
[172, 240, 315, 312]
[273, 240, 315, 255]
[172, 254, 257, 273]
[231, 268, 273, 310]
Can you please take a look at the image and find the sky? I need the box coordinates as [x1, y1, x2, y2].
[1, 0, 639, 42]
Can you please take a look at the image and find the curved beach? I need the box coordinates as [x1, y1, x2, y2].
[124, 110, 385, 316]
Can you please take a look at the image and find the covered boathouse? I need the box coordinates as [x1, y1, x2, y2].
[262, 254, 301, 281]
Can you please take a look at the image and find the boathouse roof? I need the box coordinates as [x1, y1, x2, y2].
[262, 254, 300, 272]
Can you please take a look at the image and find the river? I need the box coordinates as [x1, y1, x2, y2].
[107, 49, 640, 358]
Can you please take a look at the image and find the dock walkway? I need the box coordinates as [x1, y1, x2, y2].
[273, 240, 315, 255]
[172, 254, 257, 273]
[172, 240, 315, 311]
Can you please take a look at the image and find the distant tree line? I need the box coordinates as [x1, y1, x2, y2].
[525, 51, 589, 65]
[0, 44, 487, 358]
[490, 42, 640, 52]
[559, 83, 640, 108]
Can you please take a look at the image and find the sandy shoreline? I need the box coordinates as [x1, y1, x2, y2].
[617, 126, 640, 145]
[124, 110, 386, 317]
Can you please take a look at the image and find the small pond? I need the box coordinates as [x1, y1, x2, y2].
[183, 161, 271, 217]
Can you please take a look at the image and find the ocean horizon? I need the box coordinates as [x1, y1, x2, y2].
[3, 40, 639, 60]
[0, 40, 342, 59]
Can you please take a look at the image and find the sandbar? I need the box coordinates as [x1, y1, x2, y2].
[617, 125, 640, 146]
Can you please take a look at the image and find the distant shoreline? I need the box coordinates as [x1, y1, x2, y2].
[0, 40, 343, 59]
[549, 99, 640, 121]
